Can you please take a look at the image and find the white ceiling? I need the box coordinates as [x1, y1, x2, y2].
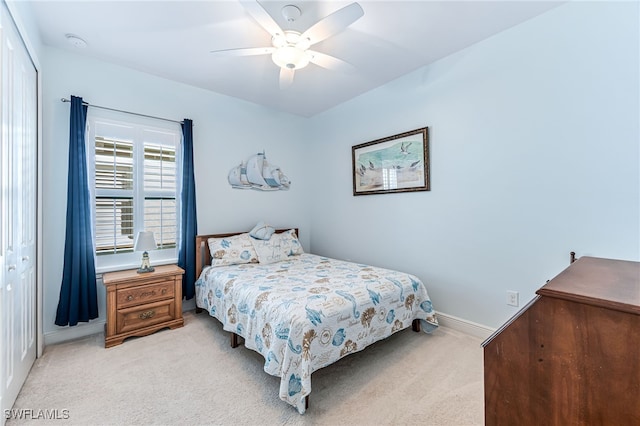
[28, 0, 563, 117]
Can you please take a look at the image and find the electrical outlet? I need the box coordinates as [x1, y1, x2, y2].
[507, 290, 519, 307]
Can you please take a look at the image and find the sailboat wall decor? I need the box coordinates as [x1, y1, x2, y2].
[228, 151, 291, 191]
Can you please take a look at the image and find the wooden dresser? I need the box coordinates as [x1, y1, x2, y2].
[103, 264, 185, 348]
[483, 256, 640, 425]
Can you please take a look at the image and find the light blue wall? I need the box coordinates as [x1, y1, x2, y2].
[23, 0, 640, 341]
[41, 48, 310, 340]
[307, 1, 640, 328]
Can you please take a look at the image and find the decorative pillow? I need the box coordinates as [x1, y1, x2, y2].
[208, 233, 258, 267]
[250, 229, 304, 264]
[280, 229, 304, 256]
[249, 221, 275, 240]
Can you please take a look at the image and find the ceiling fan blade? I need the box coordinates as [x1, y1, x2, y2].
[279, 67, 294, 89]
[300, 2, 364, 46]
[239, 0, 284, 37]
[307, 50, 356, 74]
[210, 47, 275, 57]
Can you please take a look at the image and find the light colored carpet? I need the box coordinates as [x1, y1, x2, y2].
[8, 311, 484, 425]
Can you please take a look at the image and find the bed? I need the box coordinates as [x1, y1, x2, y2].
[194, 228, 438, 414]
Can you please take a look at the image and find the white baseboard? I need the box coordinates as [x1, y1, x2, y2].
[435, 311, 496, 340]
[44, 321, 106, 346]
[44, 300, 197, 346]
[43, 305, 493, 346]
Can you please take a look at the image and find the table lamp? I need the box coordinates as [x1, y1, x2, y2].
[134, 231, 156, 273]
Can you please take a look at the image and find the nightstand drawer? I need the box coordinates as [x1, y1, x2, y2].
[117, 279, 175, 308]
[116, 299, 175, 334]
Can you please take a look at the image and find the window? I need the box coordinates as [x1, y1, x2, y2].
[87, 112, 181, 270]
[94, 136, 135, 254]
[143, 144, 177, 249]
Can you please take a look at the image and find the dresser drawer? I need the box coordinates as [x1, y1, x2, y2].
[116, 279, 175, 308]
[116, 299, 175, 334]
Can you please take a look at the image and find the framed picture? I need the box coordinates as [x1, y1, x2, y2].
[352, 127, 429, 196]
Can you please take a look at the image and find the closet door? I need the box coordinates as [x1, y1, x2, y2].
[0, 3, 37, 421]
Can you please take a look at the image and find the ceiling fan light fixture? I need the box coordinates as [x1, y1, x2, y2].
[212, 1, 365, 86]
[272, 34, 287, 48]
[272, 46, 310, 70]
[295, 36, 311, 51]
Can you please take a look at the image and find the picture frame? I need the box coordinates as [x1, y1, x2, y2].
[352, 127, 429, 196]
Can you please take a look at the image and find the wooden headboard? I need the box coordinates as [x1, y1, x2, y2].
[195, 228, 299, 279]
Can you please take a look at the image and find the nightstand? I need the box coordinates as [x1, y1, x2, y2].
[102, 264, 185, 348]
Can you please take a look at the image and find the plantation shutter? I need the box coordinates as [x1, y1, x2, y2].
[88, 116, 181, 268]
[94, 136, 134, 254]
[143, 143, 177, 249]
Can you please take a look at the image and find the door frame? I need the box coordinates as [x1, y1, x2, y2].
[4, 0, 43, 358]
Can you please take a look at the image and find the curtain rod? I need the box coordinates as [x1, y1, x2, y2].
[60, 98, 184, 125]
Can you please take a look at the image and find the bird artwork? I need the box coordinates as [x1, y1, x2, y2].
[353, 128, 428, 193]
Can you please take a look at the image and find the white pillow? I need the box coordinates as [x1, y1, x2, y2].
[208, 233, 258, 267]
[250, 229, 303, 264]
[249, 221, 275, 240]
[280, 229, 304, 255]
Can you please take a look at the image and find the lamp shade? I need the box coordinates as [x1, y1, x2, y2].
[134, 231, 157, 252]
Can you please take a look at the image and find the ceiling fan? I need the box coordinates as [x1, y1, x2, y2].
[210, 0, 364, 89]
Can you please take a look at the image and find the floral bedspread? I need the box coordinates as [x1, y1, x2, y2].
[195, 253, 438, 414]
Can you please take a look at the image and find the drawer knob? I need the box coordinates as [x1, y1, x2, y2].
[127, 295, 134, 301]
[161, 288, 167, 295]
[139, 310, 156, 320]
